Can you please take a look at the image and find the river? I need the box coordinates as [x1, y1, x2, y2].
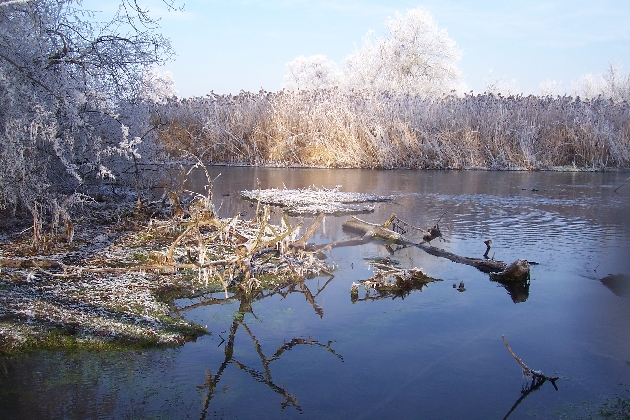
[2, 168, 630, 419]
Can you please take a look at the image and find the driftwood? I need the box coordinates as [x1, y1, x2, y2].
[418, 242, 510, 273]
[490, 260, 531, 282]
[342, 216, 406, 243]
[342, 214, 530, 281]
[502, 336, 558, 384]
[351, 262, 439, 302]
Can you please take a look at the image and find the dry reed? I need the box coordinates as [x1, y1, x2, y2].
[156, 90, 630, 170]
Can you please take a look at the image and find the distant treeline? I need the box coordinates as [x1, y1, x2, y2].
[155, 90, 630, 170]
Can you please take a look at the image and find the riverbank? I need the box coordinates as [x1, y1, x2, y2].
[0, 182, 337, 355]
[0, 201, 210, 354]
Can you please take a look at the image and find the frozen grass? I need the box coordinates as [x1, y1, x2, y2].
[0, 185, 336, 354]
[0, 204, 207, 353]
[0, 273, 194, 351]
[157, 90, 630, 170]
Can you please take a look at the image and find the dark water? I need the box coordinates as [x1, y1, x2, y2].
[2, 169, 630, 419]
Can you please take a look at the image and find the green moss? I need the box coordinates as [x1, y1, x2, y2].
[0, 322, 207, 355]
[154, 283, 191, 302]
[132, 251, 149, 263]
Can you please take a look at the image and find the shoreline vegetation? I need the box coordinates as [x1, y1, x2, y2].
[2, 89, 630, 354]
[0, 172, 347, 354]
[157, 90, 630, 171]
[1, 2, 629, 355]
[0, 199, 209, 354]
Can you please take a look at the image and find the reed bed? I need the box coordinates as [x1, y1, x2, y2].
[156, 90, 630, 170]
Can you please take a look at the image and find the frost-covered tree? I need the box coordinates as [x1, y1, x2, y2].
[602, 63, 630, 102]
[0, 0, 177, 218]
[571, 64, 630, 101]
[139, 68, 178, 104]
[483, 70, 520, 96]
[484, 77, 520, 96]
[539, 79, 561, 97]
[344, 7, 463, 95]
[283, 54, 342, 90]
[571, 73, 606, 99]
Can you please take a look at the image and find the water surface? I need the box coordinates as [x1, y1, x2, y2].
[2, 169, 630, 419]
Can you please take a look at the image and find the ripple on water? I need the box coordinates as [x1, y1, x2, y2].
[392, 189, 629, 275]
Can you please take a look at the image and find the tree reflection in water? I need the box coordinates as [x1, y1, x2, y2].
[175, 275, 343, 418]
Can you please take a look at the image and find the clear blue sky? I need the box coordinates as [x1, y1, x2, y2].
[104, 0, 630, 97]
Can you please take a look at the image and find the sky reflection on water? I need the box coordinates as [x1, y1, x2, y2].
[2, 169, 630, 419]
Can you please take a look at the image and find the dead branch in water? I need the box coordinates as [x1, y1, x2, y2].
[502, 335, 558, 383]
[614, 175, 630, 193]
[501, 335, 559, 420]
[350, 262, 440, 302]
[342, 214, 530, 281]
[291, 212, 325, 249]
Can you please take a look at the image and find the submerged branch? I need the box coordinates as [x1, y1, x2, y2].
[502, 335, 558, 384]
[501, 335, 559, 419]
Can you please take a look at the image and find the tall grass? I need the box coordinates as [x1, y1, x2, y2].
[156, 90, 630, 170]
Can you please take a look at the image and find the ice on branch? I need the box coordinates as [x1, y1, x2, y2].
[139, 68, 178, 103]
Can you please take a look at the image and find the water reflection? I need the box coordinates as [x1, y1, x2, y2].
[0, 349, 189, 418]
[600, 273, 630, 298]
[503, 373, 558, 420]
[3, 168, 630, 419]
[493, 278, 530, 303]
[176, 277, 343, 417]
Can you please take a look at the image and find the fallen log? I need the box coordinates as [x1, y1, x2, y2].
[417, 242, 509, 273]
[490, 260, 531, 282]
[342, 216, 405, 243]
[341, 214, 530, 280]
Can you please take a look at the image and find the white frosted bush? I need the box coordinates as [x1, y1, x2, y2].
[571, 64, 630, 102]
[344, 8, 463, 96]
[283, 55, 342, 91]
[571, 73, 607, 99]
[282, 7, 463, 96]
[0, 0, 177, 218]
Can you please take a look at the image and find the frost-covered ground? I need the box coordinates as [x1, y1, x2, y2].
[0, 203, 206, 354]
[0, 272, 195, 351]
[0, 187, 340, 354]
